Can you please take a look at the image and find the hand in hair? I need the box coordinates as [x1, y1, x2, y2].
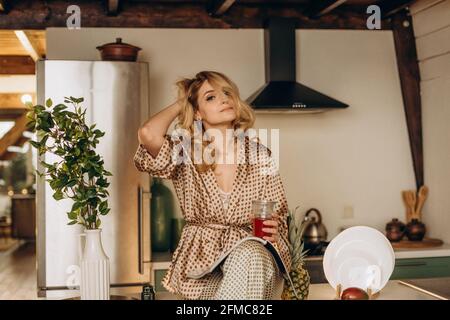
[137, 100, 182, 158]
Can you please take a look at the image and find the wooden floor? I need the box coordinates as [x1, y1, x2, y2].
[0, 241, 37, 300]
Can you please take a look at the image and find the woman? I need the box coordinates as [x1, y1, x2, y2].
[134, 71, 292, 300]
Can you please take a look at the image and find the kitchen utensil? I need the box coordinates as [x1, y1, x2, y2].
[405, 218, 426, 241]
[415, 185, 429, 221]
[323, 226, 395, 293]
[302, 208, 328, 246]
[403, 190, 417, 222]
[411, 191, 417, 218]
[402, 191, 413, 222]
[385, 218, 406, 242]
[96, 38, 141, 61]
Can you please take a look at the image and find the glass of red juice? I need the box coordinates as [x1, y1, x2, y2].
[252, 200, 277, 238]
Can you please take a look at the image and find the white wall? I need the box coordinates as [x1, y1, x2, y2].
[411, 0, 450, 243]
[46, 27, 415, 239]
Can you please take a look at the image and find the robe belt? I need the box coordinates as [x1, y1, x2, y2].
[185, 222, 252, 251]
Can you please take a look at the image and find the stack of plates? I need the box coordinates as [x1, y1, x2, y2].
[323, 226, 395, 293]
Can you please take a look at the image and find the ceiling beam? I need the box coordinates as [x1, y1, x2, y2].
[380, 0, 415, 18]
[304, 0, 348, 19]
[0, 0, 9, 14]
[0, 56, 35, 75]
[0, 113, 29, 158]
[14, 30, 41, 62]
[207, 0, 236, 17]
[392, 11, 423, 190]
[106, 0, 120, 16]
[0, 93, 35, 110]
[0, 0, 390, 30]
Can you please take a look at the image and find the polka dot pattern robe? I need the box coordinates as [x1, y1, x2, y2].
[133, 134, 292, 299]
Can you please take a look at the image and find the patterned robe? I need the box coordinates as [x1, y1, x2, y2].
[133, 134, 292, 299]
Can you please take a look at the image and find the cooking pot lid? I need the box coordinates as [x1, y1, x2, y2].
[96, 38, 141, 51]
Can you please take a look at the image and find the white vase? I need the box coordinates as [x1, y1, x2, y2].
[79, 229, 110, 300]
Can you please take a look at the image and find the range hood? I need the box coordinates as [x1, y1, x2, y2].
[247, 18, 349, 113]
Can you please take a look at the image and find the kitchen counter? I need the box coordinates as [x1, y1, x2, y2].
[154, 280, 440, 300]
[44, 279, 442, 300]
[394, 243, 450, 259]
[307, 280, 440, 300]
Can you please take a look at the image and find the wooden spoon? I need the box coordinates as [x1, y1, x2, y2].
[410, 191, 417, 219]
[415, 185, 429, 221]
[402, 191, 412, 222]
[405, 190, 417, 221]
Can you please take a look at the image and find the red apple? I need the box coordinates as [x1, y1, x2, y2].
[341, 287, 369, 300]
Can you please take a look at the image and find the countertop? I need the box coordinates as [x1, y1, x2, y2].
[399, 277, 450, 300]
[393, 243, 450, 259]
[45, 279, 443, 300]
[154, 280, 440, 300]
[307, 280, 440, 300]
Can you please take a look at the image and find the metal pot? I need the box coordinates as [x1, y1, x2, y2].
[302, 208, 328, 246]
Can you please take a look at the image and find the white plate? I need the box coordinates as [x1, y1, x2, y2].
[323, 226, 395, 293]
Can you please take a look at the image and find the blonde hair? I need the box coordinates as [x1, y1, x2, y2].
[175, 71, 255, 173]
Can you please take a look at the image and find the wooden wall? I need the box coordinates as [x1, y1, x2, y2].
[410, 0, 450, 242]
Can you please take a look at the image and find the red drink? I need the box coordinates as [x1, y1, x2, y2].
[253, 217, 270, 238]
[251, 200, 277, 238]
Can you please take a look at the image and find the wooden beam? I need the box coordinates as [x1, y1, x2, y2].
[0, 0, 390, 30]
[0, 113, 29, 158]
[0, 151, 18, 161]
[380, 0, 415, 18]
[14, 30, 41, 62]
[392, 11, 424, 190]
[106, 0, 120, 16]
[304, 0, 348, 18]
[0, 93, 35, 109]
[0, 0, 9, 14]
[0, 56, 35, 75]
[207, 0, 236, 17]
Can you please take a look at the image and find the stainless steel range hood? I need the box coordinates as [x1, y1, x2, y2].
[247, 18, 349, 113]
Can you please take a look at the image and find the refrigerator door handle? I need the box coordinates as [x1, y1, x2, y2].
[138, 185, 151, 275]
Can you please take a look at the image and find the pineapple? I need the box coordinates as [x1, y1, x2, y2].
[281, 210, 310, 300]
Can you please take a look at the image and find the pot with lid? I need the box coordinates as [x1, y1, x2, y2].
[96, 38, 141, 61]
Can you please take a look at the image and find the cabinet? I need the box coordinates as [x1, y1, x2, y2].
[11, 195, 36, 240]
[391, 257, 450, 279]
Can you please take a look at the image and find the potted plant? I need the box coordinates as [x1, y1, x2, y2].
[27, 96, 112, 300]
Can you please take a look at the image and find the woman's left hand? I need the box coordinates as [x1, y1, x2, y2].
[262, 213, 279, 243]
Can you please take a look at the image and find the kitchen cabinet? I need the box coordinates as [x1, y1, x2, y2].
[391, 257, 450, 279]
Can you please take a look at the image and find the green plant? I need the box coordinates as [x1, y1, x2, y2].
[27, 96, 112, 229]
